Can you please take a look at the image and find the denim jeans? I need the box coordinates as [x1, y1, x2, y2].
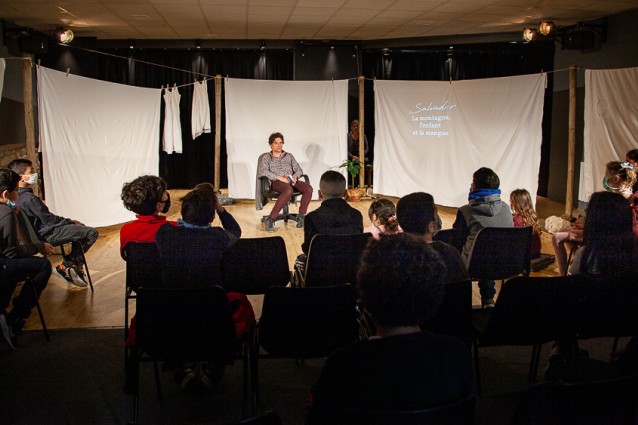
[0, 256, 52, 323]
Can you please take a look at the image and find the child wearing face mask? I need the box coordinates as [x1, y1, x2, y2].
[8, 158, 99, 287]
[0, 168, 53, 350]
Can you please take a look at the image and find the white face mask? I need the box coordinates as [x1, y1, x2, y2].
[23, 173, 38, 185]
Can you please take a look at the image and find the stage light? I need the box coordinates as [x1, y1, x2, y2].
[539, 21, 556, 36]
[196, 39, 202, 49]
[128, 39, 135, 49]
[260, 40, 266, 51]
[57, 28, 74, 44]
[382, 48, 391, 56]
[522, 28, 537, 42]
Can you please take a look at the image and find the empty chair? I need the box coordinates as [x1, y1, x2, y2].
[421, 279, 473, 347]
[433, 228, 464, 253]
[221, 236, 290, 294]
[126, 285, 251, 423]
[472, 275, 581, 395]
[467, 226, 533, 283]
[338, 394, 476, 425]
[299, 233, 372, 287]
[254, 284, 359, 406]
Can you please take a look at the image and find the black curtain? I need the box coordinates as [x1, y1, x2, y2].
[96, 49, 293, 189]
[361, 42, 555, 196]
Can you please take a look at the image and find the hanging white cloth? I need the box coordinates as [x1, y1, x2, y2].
[162, 87, 182, 153]
[192, 80, 211, 139]
[0, 59, 5, 103]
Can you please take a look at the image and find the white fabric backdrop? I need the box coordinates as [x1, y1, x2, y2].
[584, 67, 638, 201]
[374, 73, 547, 207]
[225, 78, 348, 200]
[38, 66, 161, 227]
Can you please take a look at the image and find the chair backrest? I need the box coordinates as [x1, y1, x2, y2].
[510, 373, 638, 425]
[433, 228, 464, 253]
[221, 236, 290, 294]
[135, 285, 236, 363]
[304, 233, 372, 287]
[467, 226, 532, 281]
[123, 242, 162, 292]
[338, 394, 475, 425]
[259, 283, 359, 358]
[573, 273, 638, 340]
[421, 279, 472, 346]
[477, 275, 582, 346]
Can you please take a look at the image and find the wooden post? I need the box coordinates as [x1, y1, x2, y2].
[565, 65, 577, 218]
[358, 76, 365, 188]
[214, 75, 222, 193]
[22, 56, 39, 195]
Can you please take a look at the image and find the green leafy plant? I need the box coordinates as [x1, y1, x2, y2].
[340, 159, 361, 189]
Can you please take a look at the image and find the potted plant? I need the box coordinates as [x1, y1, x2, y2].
[339, 158, 364, 201]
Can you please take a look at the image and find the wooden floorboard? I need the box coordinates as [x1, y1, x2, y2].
[24, 190, 565, 331]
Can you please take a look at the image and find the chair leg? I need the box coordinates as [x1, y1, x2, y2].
[473, 342, 482, 396]
[153, 361, 162, 402]
[32, 283, 50, 342]
[252, 328, 260, 415]
[528, 344, 541, 382]
[612, 337, 619, 353]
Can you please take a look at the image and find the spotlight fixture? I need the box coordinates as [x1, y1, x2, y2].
[382, 48, 391, 56]
[539, 21, 556, 36]
[352, 45, 358, 58]
[57, 28, 74, 44]
[522, 28, 537, 42]
[128, 39, 135, 49]
[196, 39, 202, 49]
[260, 40, 266, 51]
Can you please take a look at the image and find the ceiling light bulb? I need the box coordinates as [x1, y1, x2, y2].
[522, 28, 537, 42]
[59, 29, 74, 44]
[539, 21, 556, 36]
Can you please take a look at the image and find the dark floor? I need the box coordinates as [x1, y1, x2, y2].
[0, 328, 630, 425]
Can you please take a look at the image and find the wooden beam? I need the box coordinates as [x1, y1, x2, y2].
[565, 65, 577, 218]
[358, 76, 365, 188]
[22, 56, 39, 195]
[214, 75, 222, 192]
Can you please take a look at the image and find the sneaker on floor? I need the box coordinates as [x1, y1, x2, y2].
[481, 298, 496, 308]
[0, 314, 15, 350]
[53, 264, 73, 284]
[67, 266, 88, 287]
[296, 214, 305, 228]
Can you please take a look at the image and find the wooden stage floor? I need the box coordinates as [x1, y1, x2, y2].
[24, 191, 566, 331]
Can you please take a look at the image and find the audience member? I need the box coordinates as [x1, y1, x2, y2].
[155, 185, 241, 287]
[9, 158, 98, 287]
[0, 169, 52, 349]
[301, 170, 363, 254]
[306, 234, 474, 424]
[453, 167, 513, 307]
[603, 161, 636, 199]
[363, 198, 401, 239]
[347, 119, 369, 163]
[569, 191, 638, 276]
[257, 132, 313, 232]
[396, 192, 468, 283]
[509, 189, 542, 259]
[119, 175, 176, 256]
[626, 151, 638, 237]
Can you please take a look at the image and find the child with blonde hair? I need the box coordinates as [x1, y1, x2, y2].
[510, 189, 542, 259]
[363, 198, 401, 239]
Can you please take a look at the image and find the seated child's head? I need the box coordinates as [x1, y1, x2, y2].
[0, 169, 20, 201]
[604, 161, 636, 196]
[8, 158, 33, 177]
[367, 199, 399, 232]
[472, 167, 500, 190]
[626, 149, 638, 170]
[121, 175, 168, 216]
[357, 233, 446, 328]
[319, 170, 346, 199]
[396, 192, 435, 236]
[180, 189, 215, 226]
[509, 189, 534, 215]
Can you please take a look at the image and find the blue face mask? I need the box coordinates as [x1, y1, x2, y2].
[6, 199, 16, 209]
[603, 176, 620, 192]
